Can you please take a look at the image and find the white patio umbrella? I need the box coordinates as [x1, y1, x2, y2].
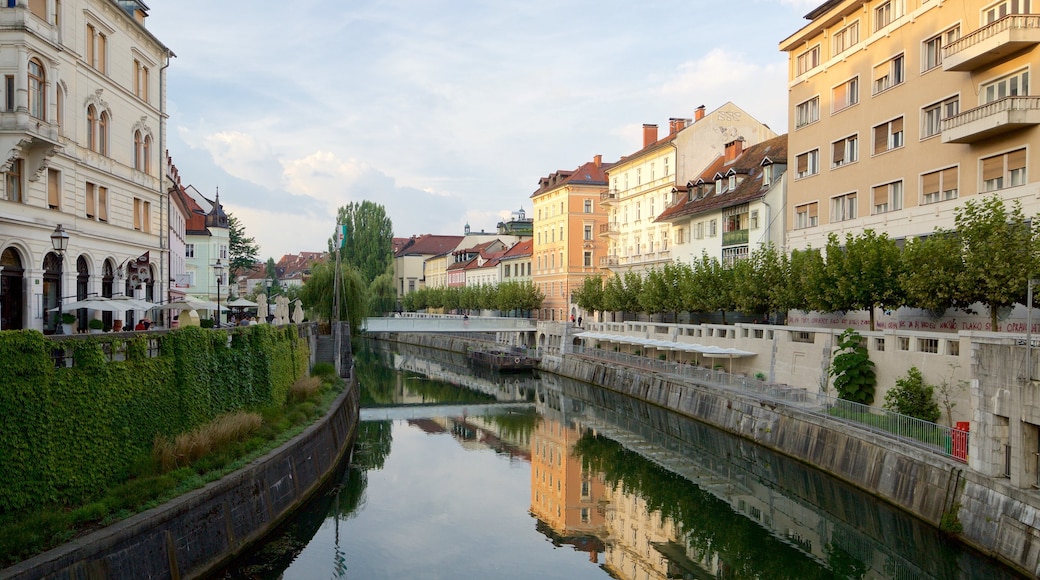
[226, 297, 258, 307]
[49, 297, 135, 312]
[157, 296, 226, 311]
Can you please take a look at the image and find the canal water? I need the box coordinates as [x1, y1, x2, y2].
[212, 341, 1025, 579]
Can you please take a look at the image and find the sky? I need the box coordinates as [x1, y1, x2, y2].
[146, 0, 820, 261]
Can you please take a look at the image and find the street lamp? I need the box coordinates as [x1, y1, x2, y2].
[50, 224, 69, 335]
[214, 259, 224, 328]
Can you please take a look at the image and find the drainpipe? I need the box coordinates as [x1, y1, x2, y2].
[159, 49, 173, 318]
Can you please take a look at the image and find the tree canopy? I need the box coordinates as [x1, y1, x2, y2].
[332, 201, 394, 286]
[227, 213, 260, 277]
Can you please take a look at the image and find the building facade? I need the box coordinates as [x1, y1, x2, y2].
[532, 155, 613, 321]
[780, 0, 1040, 250]
[0, 0, 170, 332]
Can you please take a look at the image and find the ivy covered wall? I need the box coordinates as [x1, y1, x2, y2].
[0, 324, 310, 513]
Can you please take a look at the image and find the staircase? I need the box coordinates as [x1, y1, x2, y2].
[315, 335, 335, 365]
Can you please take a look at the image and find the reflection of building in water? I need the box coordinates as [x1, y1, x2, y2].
[391, 351, 536, 403]
[406, 416, 532, 462]
[529, 397, 606, 564]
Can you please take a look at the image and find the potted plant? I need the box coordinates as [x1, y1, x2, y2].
[60, 313, 77, 334]
[200, 318, 215, 329]
[88, 319, 105, 334]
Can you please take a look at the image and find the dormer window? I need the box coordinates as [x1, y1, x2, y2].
[728, 175, 737, 191]
[762, 163, 772, 187]
[715, 179, 723, 194]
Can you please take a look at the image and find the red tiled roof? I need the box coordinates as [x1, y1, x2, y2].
[655, 135, 788, 223]
[500, 239, 533, 259]
[395, 234, 466, 258]
[531, 157, 614, 197]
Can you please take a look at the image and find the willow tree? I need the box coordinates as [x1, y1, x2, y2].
[299, 260, 365, 335]
[332, 201, 394, 285]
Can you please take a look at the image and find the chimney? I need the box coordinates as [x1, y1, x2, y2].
[694, 105, 706, 122]
[668, 118, 689, 135]
[724, 138, 745, 163]
[642, 124, 658, 148]
[593, 154, 602, 168]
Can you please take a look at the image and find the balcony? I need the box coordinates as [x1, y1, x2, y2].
[600, 190, 618, 205]
[598, 222, 619, 237]
[599, 255, 619, 268]
[943, 15, 1040, 72]
[722, 229, 749, 247]
[942, 96, 1040, 144]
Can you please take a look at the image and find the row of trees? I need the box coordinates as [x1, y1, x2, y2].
[401, 281, 544, 316]
[574, 195, 1037, 331]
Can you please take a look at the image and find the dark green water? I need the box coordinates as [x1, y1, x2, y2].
[212, 341, 1025, 579]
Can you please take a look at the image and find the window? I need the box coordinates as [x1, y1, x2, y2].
[709, 219, 717, 237]
[98, 111, 108, 155]
[795, 202, 818, 229]
[872, 181, 903, 214]
[583, 199, 592, 213]
[831, 193, 858, 222]
[663, 157, 669, 176]
[722, 246, 749, 267]
[762, 163, 772, 187]
[832, 77, 859, 112]
[833, 21, 859, 55]
[47, 168, 60, 209]
[750, 209, 759, 229]
[922, 167, 959, 204]
[98, 186, 107, 221]
[86, 23, 107, 73]
[795, 96, 819, 128]
[55, 86, 63, 131]
[87, 105, 96, 151]
[923, 27, 960, 71]
[133, 59, 149, 101]
[832, 135, 858, 167]
[694, 222, 704, 239]
[982, 148, 1027, 192]
[220, 245, 228, 260]
[143, 135, 152, 174]
[985, 0, 1031, 24]
[796, 45, 820, 75]
[636, 168, 642, 185]
[85, 182, 107, 221]
[922, 96, 959, 138]
[4, 158, 22, 202]
[728, 174, 737, 191]
[874, 0, 904, 31]
[675, 227, 685, 244]
[873, 54, 905, 94]
[796, 149, 819, 178]
[583, 251, 592, 267]
[873, 117, 904, 154]
[133, 198, 151, 232]
[982, 69, 1029, 104]
[4, 75, 13, 111]
[583, 225, 593, 240]
[28, 58, 44, 120]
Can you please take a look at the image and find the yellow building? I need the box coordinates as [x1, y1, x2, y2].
[604, 104, 777, 275]
[780, 0, 1040, 250]
[531, 155, 612, 321]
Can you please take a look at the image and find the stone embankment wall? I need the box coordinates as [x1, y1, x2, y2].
[380, 332, 1040, 577]
[1, 376, 360, 580]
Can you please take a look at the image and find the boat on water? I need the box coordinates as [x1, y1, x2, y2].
[467, 348, 538, 372]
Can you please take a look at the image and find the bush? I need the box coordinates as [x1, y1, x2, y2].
[311, 362, 336, 379]
[60, 313, 77, 324]
[884, 366, 941, 422]
[88, 319, 105, 330]
[199, 319, 215, 329]
[829, 329, 876, 405]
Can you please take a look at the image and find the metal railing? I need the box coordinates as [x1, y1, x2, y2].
[571, 345, 968, 463]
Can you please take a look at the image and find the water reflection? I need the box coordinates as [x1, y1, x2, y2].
[213, 341, 1022, 579]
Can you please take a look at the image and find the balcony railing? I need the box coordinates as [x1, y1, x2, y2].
[942, 96, 1040, 143]
[600, 190, 618, 204]
[722, 229, 749, 247]
[943, 15, 1040, 72]
[599, 255, 619, 267]
[599, 222, 619, 236]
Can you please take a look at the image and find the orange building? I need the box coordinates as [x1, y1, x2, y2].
[531, 155, 613, 321]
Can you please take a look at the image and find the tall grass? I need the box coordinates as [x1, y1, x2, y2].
[153, 411, 263, 472]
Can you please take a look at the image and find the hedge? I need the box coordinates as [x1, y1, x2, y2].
[0, 324, 310, 513]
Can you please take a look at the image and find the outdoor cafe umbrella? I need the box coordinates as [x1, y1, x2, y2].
[157, 296, 227, 311]
[226, 297, 258, 308]
[49, 296, 141, 312]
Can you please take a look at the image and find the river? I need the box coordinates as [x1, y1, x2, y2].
[210, 340, 1024, 579]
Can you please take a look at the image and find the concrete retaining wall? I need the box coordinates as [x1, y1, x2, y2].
[1, 376, 360, 580]
[381, 332, 1040, 577]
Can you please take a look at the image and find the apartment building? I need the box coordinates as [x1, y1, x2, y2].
[393, 234, 463, 297]
[657, 135, 789, 265]
[780, 0, 1040, 250]
[603, 103, 777, 275]
[0, 0, 170, 332]
[531, 155, 613, 321]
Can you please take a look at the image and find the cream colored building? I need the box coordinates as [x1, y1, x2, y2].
[0, 0, 170, 332]
[780, 0, 1040, 250]
[532, 155, 612, 321]
[603, 104, 777, 275]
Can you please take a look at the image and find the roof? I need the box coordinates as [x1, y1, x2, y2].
[531, 157, 613, 197]
[655, 134, 788, 223]
[395, 234, 466, 258]
[499, 239, 533, 260]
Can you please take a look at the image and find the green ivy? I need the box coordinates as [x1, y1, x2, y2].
[0, 325, 311, 513]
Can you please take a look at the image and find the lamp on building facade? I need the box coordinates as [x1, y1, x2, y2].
[214, 259, 224, 328]
[50, 224, 69, 335]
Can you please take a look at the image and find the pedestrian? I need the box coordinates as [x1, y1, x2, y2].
[570, 314, 575, 324]
[577, 316, 583, 327]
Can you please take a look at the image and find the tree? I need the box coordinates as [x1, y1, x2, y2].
[829, 329, 876, 404]
[332, 201, 394, 285]
[900, 232, 962, 315]
[639, 268, 669, 321]
[954, 195, 1037, 331]
[367, 271, 397, 316]
[839, 230, 905, 330]
[883, 366, 941, 422]
[573, 275, 604, 317]
[602, 275, 626, 321]
[227, 213, 260, 278]
[264, 257, 281, 293]
[299, 259, 365, 335]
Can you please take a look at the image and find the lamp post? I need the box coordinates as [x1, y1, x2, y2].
[50, 224, 69, 335]
[214, 259, 224, 328]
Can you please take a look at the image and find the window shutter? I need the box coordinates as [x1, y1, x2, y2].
[47, 171, 59, 208]
[982, 156, 1003, 181]
[892, 117, 904, 133]
[808, 203, 818, 218]
[1009, 148, 1027, 171]
[874, 125, 887, 154]
[943, 167, 958, 191]
[873, 184, 888, 205]
[833, 140, 845, 163]
[922, 171, 940, 195]
[797, 153, 808, 173]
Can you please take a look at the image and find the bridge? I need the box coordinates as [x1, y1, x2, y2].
[362, 314, 537, 333]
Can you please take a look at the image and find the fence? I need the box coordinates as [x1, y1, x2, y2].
[570, 345, 968, 463]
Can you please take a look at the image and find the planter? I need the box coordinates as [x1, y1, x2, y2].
[61, 323, 74, 335]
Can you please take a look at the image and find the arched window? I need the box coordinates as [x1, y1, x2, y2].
[28, 58, 45, 120]
[133, 130, 142, 170]
[86, 105, 96, 151]
[98, 111, 108, 155]
[55, 86, 64, 132]
[143, 134, 151, 174]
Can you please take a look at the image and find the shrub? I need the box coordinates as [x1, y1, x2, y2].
[289, 376, 322, 402]
[884, 366, 941, 422]
[60, 313, 77, 324]
[200, 319, 215, 329]
[152, 411, 263, 472]
[311, 362, 336, 380]
[88, 319, 105, 330]
[829, 329, 876, 405]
